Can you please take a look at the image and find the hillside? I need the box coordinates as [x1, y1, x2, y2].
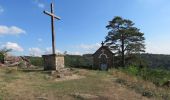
[141, 54, 170, 69]
[24, 53, 170, 71]
[64, 53, 170, 70]
[0, 67, 169, 100]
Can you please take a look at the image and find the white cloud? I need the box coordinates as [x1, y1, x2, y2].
[0, 25, 26, 35]
[78, 43, 100, 50]
[44, 47, 62, 55]
[68, 43, 101, 55]
[2, 42, 24, 52]
[34, 0, 45, 9]
[28, 43, 101, 56]
[146, 41, 170, 55]
[0, 6, 4, 14]
[67, 51, 82, 55]
[28, 47, 63, 57]
[38, 3, 45, 8]
[29, 47, 42, 57]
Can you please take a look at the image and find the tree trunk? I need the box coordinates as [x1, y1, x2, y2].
[121, 34, 125, 67]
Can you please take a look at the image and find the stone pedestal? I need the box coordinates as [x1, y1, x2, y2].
[42, 54, 64, 70]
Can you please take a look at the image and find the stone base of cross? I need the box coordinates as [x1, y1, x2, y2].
[42, 54, 64, 70]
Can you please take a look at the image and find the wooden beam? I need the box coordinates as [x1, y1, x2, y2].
[44, 11, 61, 20]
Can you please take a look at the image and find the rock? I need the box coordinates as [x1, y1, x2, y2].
[50, 70, 56, 75]
[0, 63, 7, 67]
[64, 72, 72, 76]
[36, 97, 48, 100]
[56, 74, 61, 78]
[73, 93, 98, 99]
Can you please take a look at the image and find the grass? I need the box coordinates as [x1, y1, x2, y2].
[109, 68, 170, 99]
[119, 66, 170, 86]
[0, 67, 169, 100]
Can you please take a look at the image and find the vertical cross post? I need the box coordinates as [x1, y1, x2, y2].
[51, 3, 55, 54]
[44, 3, 61, 54]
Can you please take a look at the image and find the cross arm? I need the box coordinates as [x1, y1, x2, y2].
[44, 11, 61, 20]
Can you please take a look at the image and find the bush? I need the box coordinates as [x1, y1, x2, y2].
[127, 66, 139, 75]
[120, 66, 139, 76]
[64, 55, 93, 69]
[29, 57, 43, 67]
[141, 68, 170, 85]
[120, 66, 170, 86]
[142, 90, 154, 98]
[0, 53, 4, 63]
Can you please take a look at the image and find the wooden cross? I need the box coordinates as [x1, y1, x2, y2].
[44, 3, 61, 54]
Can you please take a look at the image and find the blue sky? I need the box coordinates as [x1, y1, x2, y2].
[0, 0, 170, 56]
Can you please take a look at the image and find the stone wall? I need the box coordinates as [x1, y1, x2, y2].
[42, 54, 64, 70]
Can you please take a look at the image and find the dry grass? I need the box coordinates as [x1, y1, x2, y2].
[0, 67, 168, 100]
[109, 69, 170, 100]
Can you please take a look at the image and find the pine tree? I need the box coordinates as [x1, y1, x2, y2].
[105, 16, 145, 67]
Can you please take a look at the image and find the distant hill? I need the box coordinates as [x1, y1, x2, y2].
[25, 53, 170, 70]
[66, 53, 170, 70]
[141, 53, 170, 69]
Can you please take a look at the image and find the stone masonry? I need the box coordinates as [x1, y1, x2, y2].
[42, 54, 64, 70]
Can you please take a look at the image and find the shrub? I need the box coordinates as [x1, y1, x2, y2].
[0, 53, 4, 64]
[142, 90, 154, 98]
[121, 66, 170, 86]
[64, 55, 93, 69]
[120, 66, 139, 76]
[29, 57, 43, 67]
[141, 68, 170, 85]
[127, 66, 139, 75]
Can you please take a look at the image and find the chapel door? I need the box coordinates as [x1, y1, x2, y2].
[100, 55, 108, 71]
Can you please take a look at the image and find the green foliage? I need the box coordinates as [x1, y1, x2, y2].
[120, 66, 170, 86]
[105, 16, 145, 67]
[0, 48, 12, 54]
[125, 54, 147, 67]
[125, 66, 139, 76]
[0, 96, 2, 100]
[0, 53, 4, 63]
[29, 57, 43, 67]
[141, 68, 170, 85]
[142, 90, 154, 98]
[141, 53, 170, 69]
[0, 48, 12, 63]
[105, 16, 145, 53]
[64, 55, 93, 69]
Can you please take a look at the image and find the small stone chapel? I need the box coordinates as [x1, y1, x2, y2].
[93, 42, 114, 70]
